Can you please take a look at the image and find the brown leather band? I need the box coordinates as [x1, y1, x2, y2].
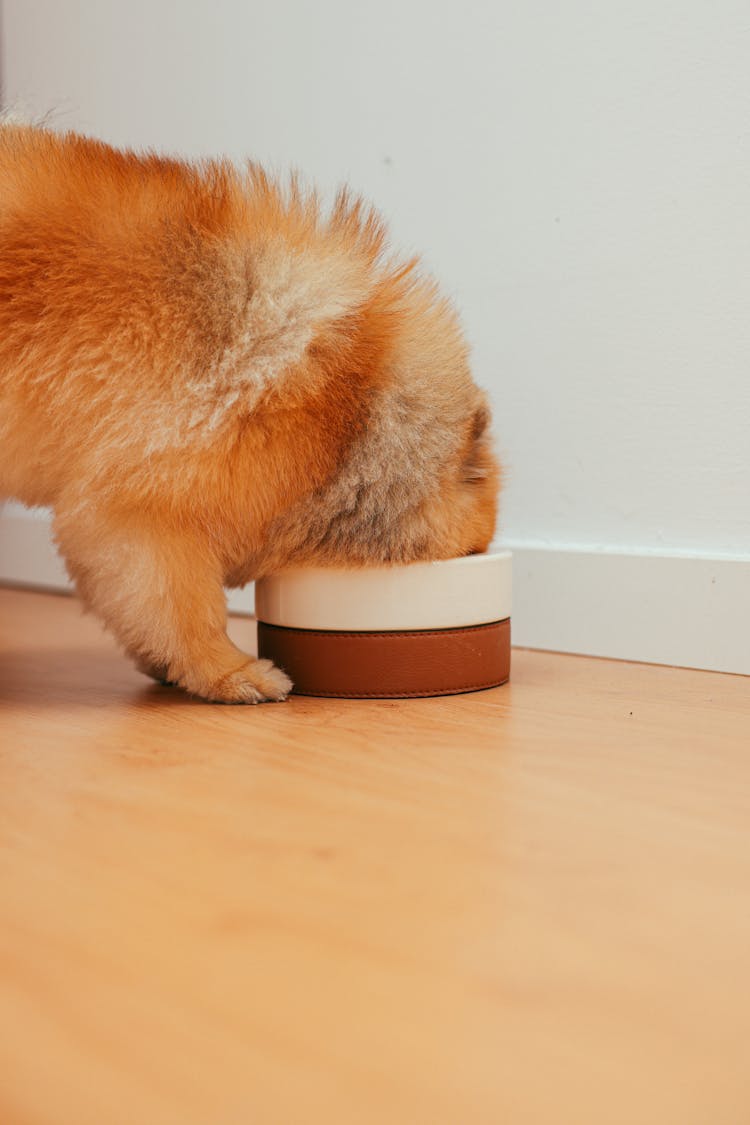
[257, 618, 511, 699]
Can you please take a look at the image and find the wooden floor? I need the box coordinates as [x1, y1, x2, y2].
[1, 588, 749, 1125]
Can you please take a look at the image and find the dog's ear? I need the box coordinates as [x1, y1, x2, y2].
[462, 401, 492, 482]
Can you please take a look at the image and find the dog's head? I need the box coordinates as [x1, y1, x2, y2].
[328, 276, 500, 565]
[252, 268, 500, 571]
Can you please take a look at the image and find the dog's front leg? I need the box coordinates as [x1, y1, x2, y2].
[53, 506, 292, 704]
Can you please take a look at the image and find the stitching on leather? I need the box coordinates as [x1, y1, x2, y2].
[258, 620, 509, 639]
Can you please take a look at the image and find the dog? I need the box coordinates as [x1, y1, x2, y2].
[0, 121, 499, 702]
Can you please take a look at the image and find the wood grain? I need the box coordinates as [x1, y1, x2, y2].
[1, 587, 749, 1124]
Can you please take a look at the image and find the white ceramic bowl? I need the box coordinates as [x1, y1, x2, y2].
[255, 550, 512, 632]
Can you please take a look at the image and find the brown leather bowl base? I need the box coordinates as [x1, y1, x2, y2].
[257, 618, 511, 699]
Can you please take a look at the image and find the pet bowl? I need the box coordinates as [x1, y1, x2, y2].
[255, 550, 512, 698]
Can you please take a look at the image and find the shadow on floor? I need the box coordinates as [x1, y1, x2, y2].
[0, 645, 203, 708]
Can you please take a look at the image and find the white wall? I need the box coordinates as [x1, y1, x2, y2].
[3, 0, 750, 670]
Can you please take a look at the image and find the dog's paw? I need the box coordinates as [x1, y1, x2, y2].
[206, 658, 292, 704]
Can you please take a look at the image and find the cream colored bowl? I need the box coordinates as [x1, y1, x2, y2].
[255, 550, 512, 632]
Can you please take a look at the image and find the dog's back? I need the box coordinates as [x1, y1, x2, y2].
[0, 123, 384, 510]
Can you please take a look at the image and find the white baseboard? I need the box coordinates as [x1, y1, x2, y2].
[501, 542, 750, 676]
[1, 507, 747, 675]
[0, 506, 71, 592]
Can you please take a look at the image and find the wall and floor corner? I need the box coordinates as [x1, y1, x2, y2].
[2, 0, 749, 675]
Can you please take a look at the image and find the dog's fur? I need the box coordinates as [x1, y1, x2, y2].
[0, 123, 499, 702]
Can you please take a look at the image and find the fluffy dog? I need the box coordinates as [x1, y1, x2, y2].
[0, 122, 499, 702]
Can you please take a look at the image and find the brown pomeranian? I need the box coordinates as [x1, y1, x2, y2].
[0, 122, 499, 702]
